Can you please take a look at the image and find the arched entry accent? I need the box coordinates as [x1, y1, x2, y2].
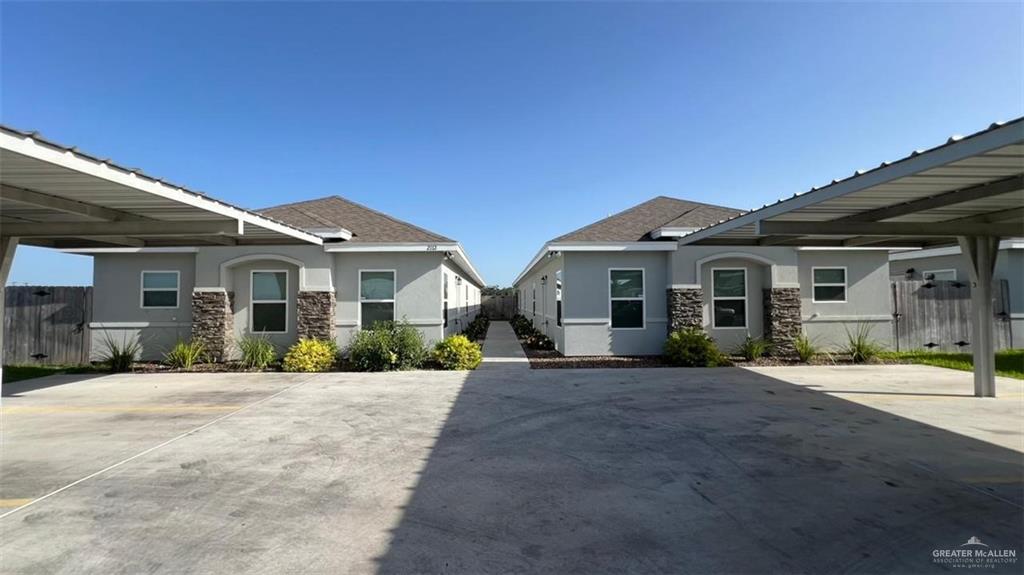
[218, 253, 308, 291]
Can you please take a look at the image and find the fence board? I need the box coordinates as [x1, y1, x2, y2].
[3, 286, 92, 365]
[891, 279, 1012, 352]
[482, 294, 516, 320]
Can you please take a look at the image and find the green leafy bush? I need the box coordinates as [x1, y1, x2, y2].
[433, 334, 483, 370]
[98, 332, 142, 373]
[663, 328, 728, 367]
[736, 336, 770, 361]
[793, 332, 819, 363]
[282, 338, 338, 372]
[843, 323, 884, 363]
[526, 332, 555, 350]
[462, 315, 491, 342]
[347, 321, 427, 372]
[163, 339, 207, 370]
[237, 334, 277, 370]
[510, 314, 538, 339]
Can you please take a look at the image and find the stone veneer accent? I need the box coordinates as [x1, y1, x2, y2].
[297, 290, 336, 341]
[192, 289, 233, 361]
[763, 287, 802, 357]
[667, 288, 704, 332]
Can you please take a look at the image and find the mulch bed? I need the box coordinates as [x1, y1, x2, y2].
[521, 340, 899, 370]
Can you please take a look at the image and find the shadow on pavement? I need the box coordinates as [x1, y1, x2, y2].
[2, 373, 106, 397]
[374, 366, 1023, 574]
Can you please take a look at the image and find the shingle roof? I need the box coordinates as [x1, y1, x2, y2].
[550, 196, 742, 242]
[259, 196, 454, 243]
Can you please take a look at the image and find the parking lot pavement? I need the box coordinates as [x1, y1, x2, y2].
[1, 365, 1021, 574]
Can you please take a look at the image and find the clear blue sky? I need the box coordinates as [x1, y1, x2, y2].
[3, 2, 1021, 286]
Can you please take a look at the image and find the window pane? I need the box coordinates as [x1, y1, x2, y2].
[813, 268, 845, 284]
[253, 302, 287, 332]
[611, 300, 643, 328]
[361, 271, 395, 300]
[814, 285, 846, 302]
[713, 300, 746, 327]
[252, 272, 287, 300]
[361, 302, 394, 329]
[610, 270, 643, 298]
[143, 290, 177, 308]
[713, 270, 745, 298]
[143, 272, 177, 289]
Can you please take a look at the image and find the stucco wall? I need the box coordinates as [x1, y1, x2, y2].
[669, 245, 799, 287]
[194, 245, 333, 291]
[228, 259, 301, 356]
[798, 250, 893, 349]
[514, 253, 565, 352]
[560, 251, 669, 356]
[334, 252, 445, 348]
[441, 260, 482, 338]
[90, 253, 196, 360]
[699, 257, 766, 352]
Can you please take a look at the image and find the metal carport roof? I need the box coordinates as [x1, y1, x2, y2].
[674, 118, 1023, 249]
[0, 125, 338, 249]
[673, 118, 1024, 398]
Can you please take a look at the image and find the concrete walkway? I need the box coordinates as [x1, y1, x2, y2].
[479, 320, 529, 369]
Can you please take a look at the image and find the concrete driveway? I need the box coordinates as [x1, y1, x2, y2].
[1, 365, 1022, 574]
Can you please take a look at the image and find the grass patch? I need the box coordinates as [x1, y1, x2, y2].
[881, 349, 1024, 380]
[2, 364, 100, 384]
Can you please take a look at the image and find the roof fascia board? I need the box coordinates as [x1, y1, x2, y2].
[650, 227, 699, 239]
[0, 131, 323, 245]
[60, 247, 200, 254]
[513, 244, 553, 287]
[514, 241, 676, 286]
[323, 242, 458, 252]
[889, 238, 1024, 261]
[676, 121, 1024, 246]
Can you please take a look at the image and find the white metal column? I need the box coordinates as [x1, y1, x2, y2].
[0, 236, 20, 386]
[958, 235, 999, 397]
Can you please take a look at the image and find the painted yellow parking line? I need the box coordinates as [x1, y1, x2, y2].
[0, 499, 34, 508]
[1, 405, 242, 414]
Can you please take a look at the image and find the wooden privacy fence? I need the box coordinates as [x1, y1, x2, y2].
[482, 294, 516, 320]
[891, 279, 1013, 353]
[3, 286, 92, 365]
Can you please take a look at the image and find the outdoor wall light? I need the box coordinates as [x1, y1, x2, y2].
[904, 267, 915, 280]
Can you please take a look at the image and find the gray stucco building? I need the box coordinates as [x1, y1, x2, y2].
[513, 196, 893, 356]
[79, 195, 484, 360]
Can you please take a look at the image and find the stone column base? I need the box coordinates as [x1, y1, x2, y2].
[192, 289, 232, 361]
[667, 288, 704, 333]
[297, 290, 335, 341]
[763, 287, 802, 357]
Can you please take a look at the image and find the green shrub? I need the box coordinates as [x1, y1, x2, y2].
[163, 339, 207, 370]
[462, 315, 491, 342]
[237, 334, 277, 370]
[282, 338, 338, 372]
[98, 332, 141, 373]
[663, 328, 727, 367]
[347, 321, 427, 372]
[526, 332, 555, 350]
[793, 332, 819, 363]
[736, 336, 770, 361]
[510, 314, 538, 339]
[843, 323, 884, 363]
[433, 334, 483, 370]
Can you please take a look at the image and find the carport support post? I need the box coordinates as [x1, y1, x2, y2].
[959, 235, 998, 398]
[0, 236, 19, 386]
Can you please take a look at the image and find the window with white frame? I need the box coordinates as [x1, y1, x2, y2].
[532, 283, 536, 317]
[609, 269, 644, 329]
[556, 269, 563, 327]
[812, 267, 847, 303]
[360, 270, 396, 329]
[251, 270, 288, 333]
[923, 269, 957, 281]
[141, 271, 179, 308]
[712, 268, 746, 328]
[443, 273, 449, 328]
